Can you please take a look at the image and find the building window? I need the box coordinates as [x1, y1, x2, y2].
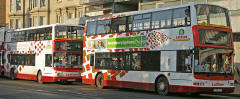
[16, 0, 22, 11]
[34, 0, 38, 8]
[16, 19, 21, 29]
[68, 13, 74, 19]
[40, 16, 46, 26]
[29, 0, 32, 10]
[57, 15, 61, 23]
[28, 18, 32, 27]
[234, 33, 240, 42]
[62, 14, 66, 23]
[10, 19, 14, 29]
[33, 16, 38, 26]
[57, 0, 62, 2]
[10, 0, 14, 12]
[40, 0, 46, 8]
[79, 12, 82, 17]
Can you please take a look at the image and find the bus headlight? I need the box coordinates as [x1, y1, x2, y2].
[193, 82, 204, 86]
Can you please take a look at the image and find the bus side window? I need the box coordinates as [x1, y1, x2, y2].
[30, 54, 35, 66]
[45, 54, 52, 67]
[96, 19, 111, 34]
[131, 53, 141, 71]
[152, 9, 172, 29]
[111, 17, 127, 33]
[132, 13, 151, 31]
[87, 21, 97, 36]
[172, 7, 191, 27]
[45, 27, 52, 40]
[39, 28, 45, 40]
[127, 16, 133, 32]
[90, 54, 95, 66]
[177, 50, 193, 72]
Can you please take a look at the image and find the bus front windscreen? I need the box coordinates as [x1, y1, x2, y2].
[194, 48, 233, 74]
[53, 52, 82, 68]
[195, 4, 230, 26]
[55, 26, 83, 39]
[199, 29, 232, 46]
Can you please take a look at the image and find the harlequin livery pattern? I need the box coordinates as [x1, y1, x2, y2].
[146, 30, 169, 49]
[3, 40, 52, 79]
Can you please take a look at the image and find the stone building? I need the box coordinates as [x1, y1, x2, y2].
[0, 0, 6, 28]
[5, 0, 138, 29]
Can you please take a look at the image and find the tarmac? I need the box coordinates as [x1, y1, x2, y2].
[217, 83, 240, 97]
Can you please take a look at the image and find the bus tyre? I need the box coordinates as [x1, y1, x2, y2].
[156, 77, 169, 96]
[10, 69, 16, 80]
[96, 73, 104, 89]
[37, 71, 44, 84]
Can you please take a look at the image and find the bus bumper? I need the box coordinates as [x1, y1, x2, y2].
[42, 76, 82, 82]
[169, 85, 235, 93]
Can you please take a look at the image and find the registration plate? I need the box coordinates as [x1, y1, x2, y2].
[213, 89, 222, 92]
[67, 79, 76, 81]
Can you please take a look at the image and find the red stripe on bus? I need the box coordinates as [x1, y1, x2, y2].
[114, 49, 120, 52]
[169, 85, 234, 93]
[16, 73, 81, 82]
[17, 73, 37, 80]
[194, 74, 234, 80]
[53, 68, 82, 72]
[53, 50, 83, 53]
[54, 40, 82, 42]
[42, 76, 81, 82]
[82, 78, 234, 93]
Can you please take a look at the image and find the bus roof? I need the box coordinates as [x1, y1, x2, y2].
[86, 2, 228, 22]
[14, 24, 84, 31]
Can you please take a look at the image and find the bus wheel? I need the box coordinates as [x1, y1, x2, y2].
[96, 73, 104, 89]
[37, 71, 44, 84]
[156, 77, 169, 96]
[10, 69, 16, 80]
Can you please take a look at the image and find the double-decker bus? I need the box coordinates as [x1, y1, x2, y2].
[2, 24, 84, 83]
[0, 28, 5, 75]
[82, 2, 235, 95]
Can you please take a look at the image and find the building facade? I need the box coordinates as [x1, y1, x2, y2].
[5, 0, 139, 29]
[0, 0, 6, 28]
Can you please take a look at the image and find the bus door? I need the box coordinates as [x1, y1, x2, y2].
[160, 51, 177, 72]
[44, 54, 53, 74]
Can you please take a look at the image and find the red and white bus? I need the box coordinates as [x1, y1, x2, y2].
[0, 27, 8, 76]
[1, 24, 84, 83]
[82, 2, 235, 95]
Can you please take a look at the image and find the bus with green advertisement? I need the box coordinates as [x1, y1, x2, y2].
[82, 2, 235, 95]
